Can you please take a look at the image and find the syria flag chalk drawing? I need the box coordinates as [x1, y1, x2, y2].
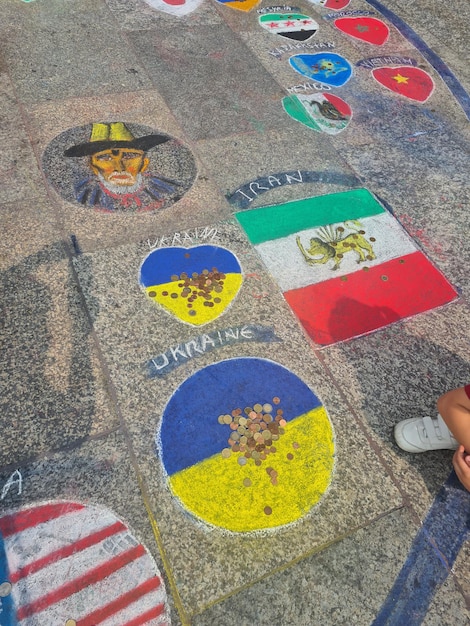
[0, 501, 170, 624]
[259, 13, 319, 41]
[140, 246, 243, 325]
[157, 357, 335, 532]
[334, 17, 390, 45]
[372, 66, 434, 102]
[283, 93, 352, 134]
[289, 53, 353, 87]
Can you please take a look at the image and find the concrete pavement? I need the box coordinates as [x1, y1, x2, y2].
[1, 0, 470, 623]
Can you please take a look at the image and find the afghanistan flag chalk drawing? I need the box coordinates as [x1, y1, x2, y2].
[236, 189, 457, 346]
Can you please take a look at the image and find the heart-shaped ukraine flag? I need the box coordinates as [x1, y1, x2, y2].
[140, 246, 243, 325]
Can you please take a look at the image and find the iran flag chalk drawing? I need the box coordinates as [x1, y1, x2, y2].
[157, 358, 334, 532]
[236, 189, 457, 346]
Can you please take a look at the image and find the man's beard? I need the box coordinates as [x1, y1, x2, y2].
[98, 172, 144, 195]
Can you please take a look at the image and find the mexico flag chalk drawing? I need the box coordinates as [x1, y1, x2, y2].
[236, 189, 457, 346]
[157, 358, 334, 532]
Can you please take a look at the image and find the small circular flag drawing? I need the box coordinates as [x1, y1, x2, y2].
[289, 53, 353, 87]
[283, 92, 352, 134]
[258, 13, 319, 41]
[334, 17, 390, 46]
[157, 358, 335, 532]
[0, 501, 170, 624]
[372, 66, 434, 102]
[140, 245, 243, 325]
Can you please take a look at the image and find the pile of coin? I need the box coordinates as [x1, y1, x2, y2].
[218, 398, 287, 466]
[153, 267, 225, 317]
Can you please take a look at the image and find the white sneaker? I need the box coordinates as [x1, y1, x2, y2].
[394, 414, 458, 453]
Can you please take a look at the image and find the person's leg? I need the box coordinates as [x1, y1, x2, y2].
[437, 386, 470, 452]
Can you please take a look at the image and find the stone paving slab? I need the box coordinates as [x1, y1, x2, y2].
[191, 508, 470, 625]
[1, 0, 470, 623]
[72, 219, 403, 614]
[0, 245, 118, 468]
[0, 431, 181, 625]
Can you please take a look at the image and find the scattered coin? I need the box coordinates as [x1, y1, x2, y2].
[0, 582, 11, 597]
[243, 478, 252, 487]
[264, 506, 272, 515]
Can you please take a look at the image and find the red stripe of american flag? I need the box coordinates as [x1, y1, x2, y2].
[10, 521, 126, 584]
[17, 544, 146, 620]
[0, 503, 84, 537]
[76, 577, 163, 626]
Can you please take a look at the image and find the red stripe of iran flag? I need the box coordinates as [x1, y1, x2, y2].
[284, 251, 457, 345]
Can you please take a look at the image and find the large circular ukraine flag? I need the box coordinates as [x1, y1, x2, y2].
[157, 358, 335, 532]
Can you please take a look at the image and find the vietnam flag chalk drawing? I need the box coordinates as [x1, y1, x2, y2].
[140, 245, 243, 325]
[0, 501, 170, 625]
[236, 189, 457, 346]
[372, 66, 434, 102]
[157, 358, 335, 532]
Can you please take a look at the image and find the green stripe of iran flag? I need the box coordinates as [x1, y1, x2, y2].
[235, 189, 384, 245]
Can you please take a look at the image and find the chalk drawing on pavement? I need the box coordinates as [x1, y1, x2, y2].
[140, 246, 243, 326]
[259, 13, 319, 41]
[282, 92, 352, 133]
[289, 53, 353, 86]
[372, 65, 435, 102]
[142, 0, 204, 16]
[156, 357, 335, 532]
[236, 189, 458, 346]
[43, 122, 197, 213]
[333, 16, 390, 45]
[0, 501, 171, 624]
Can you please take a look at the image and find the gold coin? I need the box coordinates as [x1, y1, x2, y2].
[253, 403, 263, 412]
[239, 417, 247, 426]
[263, 414, 272, 423]
[218, 415, 225, 425]
[65, 621, 77, 626]
[243, 478, 252, 487]
[223, 414, 232, 424]
[240, 436, 248, 445]
[221, 448, 232, 458]
[262, 430, 271, 440]
[252, 451, 260, 460]
[263, 403, 273, 413]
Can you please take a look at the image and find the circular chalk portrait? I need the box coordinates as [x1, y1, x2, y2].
[0, 501, 171, 624]
[157, 358, 335, 532]
[43, 122, 197, 213]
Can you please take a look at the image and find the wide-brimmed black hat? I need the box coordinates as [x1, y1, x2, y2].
[64, 122, 170, 157]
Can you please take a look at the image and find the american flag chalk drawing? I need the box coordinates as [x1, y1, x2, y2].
[236, 189, 458, 346]
[0, 501, 170, 626]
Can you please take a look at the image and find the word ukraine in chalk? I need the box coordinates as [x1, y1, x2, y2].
[147, 324, 281, 377]
[146, 226, 218, 249]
